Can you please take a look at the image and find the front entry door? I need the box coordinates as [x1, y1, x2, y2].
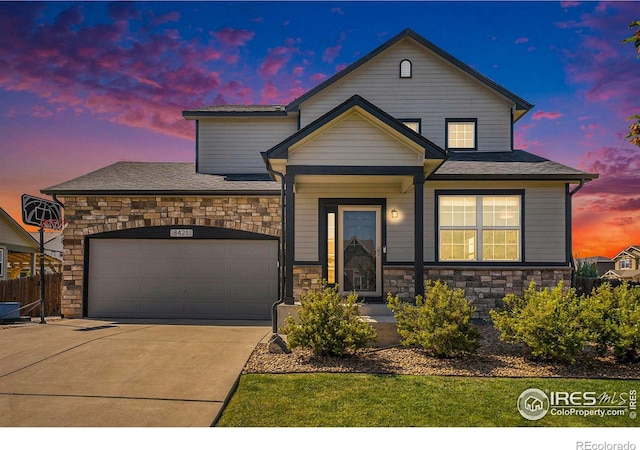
[338, 206, 382, 297]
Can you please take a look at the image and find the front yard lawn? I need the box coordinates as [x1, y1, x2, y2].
[216, 374, 639, 427]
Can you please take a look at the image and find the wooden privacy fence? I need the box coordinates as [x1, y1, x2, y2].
[0, 273, 62, 317]
[574, 276, 640, 297]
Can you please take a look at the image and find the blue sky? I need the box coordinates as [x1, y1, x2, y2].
[0, 1, 639, 256]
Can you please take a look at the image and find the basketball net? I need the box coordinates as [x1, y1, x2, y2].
[41, 218, 68, 232]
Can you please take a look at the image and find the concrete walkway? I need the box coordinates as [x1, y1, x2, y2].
[0, 318, 270, 427]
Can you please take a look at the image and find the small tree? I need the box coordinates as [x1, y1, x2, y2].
[387, 280, 480, 357]
[281, 284, 377, 357]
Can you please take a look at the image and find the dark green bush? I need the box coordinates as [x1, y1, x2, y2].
[582, 282, 640, 362]
[490, 281, 587, 364]
[281, 284, 377, 357]
[387, 280, 480, 357]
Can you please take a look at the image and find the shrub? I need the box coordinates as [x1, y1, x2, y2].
[490, 281, 587, 364]
[281, 284, 377, 357]
[582, 282, 640, 362]
[387, 280, 480, 357]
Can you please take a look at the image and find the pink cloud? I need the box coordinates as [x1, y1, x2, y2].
[259, 46, 292, 78]
[514, 37, 530, 44]
[311, 73, 327, 82]
[560, 1, 581, 8]
[210, 27, 255, 47]
[322, 44, 342, 63]
[559, 2, 640, 118]
[151, 11, 180, 25]
[532, 111, 563, 120]
[331, 7, 345, 15]
[0, 4, 272, 140]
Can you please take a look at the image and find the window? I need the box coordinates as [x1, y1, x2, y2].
[0, 247, 4, 277]
[327, 212, 336, 283]
[400, 119, 421, 133]
[400, 59, 412, 78]
[438, 194, 521, 262]
[446, 119, 477, 150]
[619, 259, 632, 270]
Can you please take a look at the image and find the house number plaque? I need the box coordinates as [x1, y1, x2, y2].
[170, 229, 194, 238]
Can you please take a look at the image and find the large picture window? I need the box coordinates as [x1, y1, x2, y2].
[438, 194, 521, 262]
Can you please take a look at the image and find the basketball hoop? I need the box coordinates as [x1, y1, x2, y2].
[41, 218, 68, 231]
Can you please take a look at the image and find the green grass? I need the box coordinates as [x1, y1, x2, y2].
[216, 374, 639, 427]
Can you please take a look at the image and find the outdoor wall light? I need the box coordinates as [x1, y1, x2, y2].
[391, 209, 398, 219]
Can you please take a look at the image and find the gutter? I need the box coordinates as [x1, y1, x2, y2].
[569, 179, 586, 196]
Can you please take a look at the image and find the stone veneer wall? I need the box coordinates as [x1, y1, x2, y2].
[293, 265, 571, 318]
[60, 195, 281, 318]
[292, 265, 323, 299]
[425, 267, 572, 318]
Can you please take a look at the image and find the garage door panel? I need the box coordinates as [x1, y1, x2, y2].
[88, 237, 277, 320]
[141, 259, 184, 279]
[139, 300, 183, 315]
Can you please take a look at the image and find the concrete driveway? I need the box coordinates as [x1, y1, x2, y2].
[0, 318, 270, 427]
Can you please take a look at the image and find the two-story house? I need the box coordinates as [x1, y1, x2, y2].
[43, 29, 597, 321]
[602, 245, 640, 281]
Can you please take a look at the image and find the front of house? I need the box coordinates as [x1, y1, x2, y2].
[43, 29, 597, 321]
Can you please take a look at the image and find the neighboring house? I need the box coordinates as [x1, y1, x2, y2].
[577, 255, 615, 277]
[602, 245, 640, 281]
[0, 207, 38, 280]
[42, 29, 597, 321]
[0, 207, 64, 280]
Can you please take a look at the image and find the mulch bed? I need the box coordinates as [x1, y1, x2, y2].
[244, 325, 639, 379]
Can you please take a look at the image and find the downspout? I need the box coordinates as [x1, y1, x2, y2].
[568, 179, 586, 284]
[266, 165, 286, 334]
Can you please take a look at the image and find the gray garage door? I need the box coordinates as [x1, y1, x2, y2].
[88, 239, 278, 320]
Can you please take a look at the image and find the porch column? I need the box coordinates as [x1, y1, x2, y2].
[284, 171, 295, 304]
[414, 173, 425, 299]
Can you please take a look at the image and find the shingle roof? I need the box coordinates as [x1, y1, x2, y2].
[41, 162, 280, 195]
[182, 104, 288, 118]
[429, 150, 598, 181]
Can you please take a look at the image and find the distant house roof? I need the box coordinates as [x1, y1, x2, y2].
[602, 269, 640, 280]
[286, 28, 534, 120]
[612, 245, 640, 260]
[429, 150, 598, 182]
[41, 162, 280, 196]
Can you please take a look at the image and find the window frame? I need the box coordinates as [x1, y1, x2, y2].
[436, 190, 525, 263]
[619, 259, 632, 270]
[399, 59, 412, 78]
[0, 247, 4, 278]
[445, 118, 478, 151]
[399, 118, 421, 134]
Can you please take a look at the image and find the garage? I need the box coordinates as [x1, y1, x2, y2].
[86, 230, 278, 320]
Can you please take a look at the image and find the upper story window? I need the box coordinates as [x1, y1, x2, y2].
[619, 259, 633, 269]
[400, 119, 421, 133]
[446, 119, 477, 150]
[400, 59, 412, 78]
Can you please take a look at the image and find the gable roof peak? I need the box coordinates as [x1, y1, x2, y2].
[286, 28, 533, 119]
